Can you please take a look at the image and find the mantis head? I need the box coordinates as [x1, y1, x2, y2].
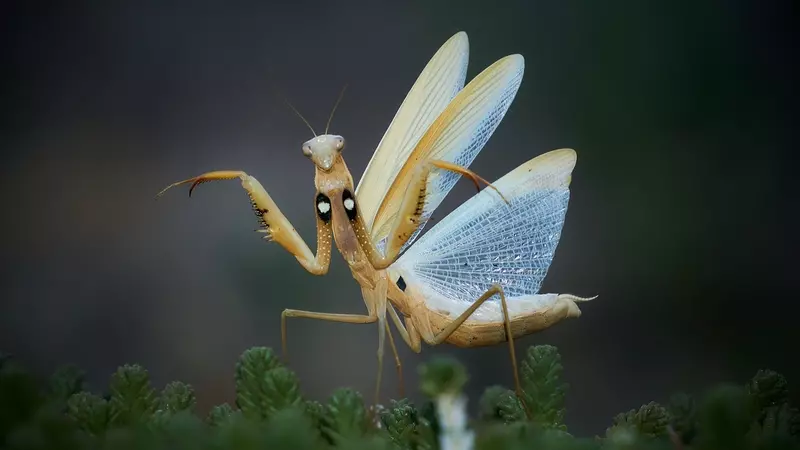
[283, 85, 349, 172]
[302, 134, 345, 171]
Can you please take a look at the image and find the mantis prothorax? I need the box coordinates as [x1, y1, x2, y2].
[157, 32, 597, 414]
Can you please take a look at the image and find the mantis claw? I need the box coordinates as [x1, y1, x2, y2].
[188, 179, 204, 197]
[155, 171, 247, 199]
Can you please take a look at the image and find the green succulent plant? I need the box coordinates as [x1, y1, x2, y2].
[0, 344, 797, 450]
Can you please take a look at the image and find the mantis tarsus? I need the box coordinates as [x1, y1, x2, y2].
[157, 31, 596, 413]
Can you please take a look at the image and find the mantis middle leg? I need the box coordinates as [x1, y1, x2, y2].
[282, 277, 403, 405]
[280, 309, 381, 403]
[281, 309, 404, 403]
[280, 309, 377, 359]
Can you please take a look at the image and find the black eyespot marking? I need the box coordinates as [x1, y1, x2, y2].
[396, 276, 407, 292]
[316, 193, 332, 223]
[342, 189, 357, 221]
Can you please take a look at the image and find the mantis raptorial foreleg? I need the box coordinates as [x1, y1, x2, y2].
[354, 160, 508, 270]
[156, 170, 332, 275]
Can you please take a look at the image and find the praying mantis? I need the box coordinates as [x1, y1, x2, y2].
[156, 31, 596, 411]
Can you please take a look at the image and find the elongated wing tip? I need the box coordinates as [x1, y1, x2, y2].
[549, 148, 578, 164]
[504, 53, 525, 65]
[534, 148, 577, 170]
[439, 31, 469, 58]
[480, 53, 525, 75]
[449, 30, 468, 43]
[492, 148, 577, 193]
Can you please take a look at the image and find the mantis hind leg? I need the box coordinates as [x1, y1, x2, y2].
[384, 318, 405, 398]
[424, 284, 530, 417]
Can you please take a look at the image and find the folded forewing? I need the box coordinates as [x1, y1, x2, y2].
[356, 32, 469, 236]
[390, 149, 577, 316]
[370, 54, 525, 255]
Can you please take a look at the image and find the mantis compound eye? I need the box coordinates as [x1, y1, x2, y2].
[335, 137, 345, 151]
[302, 144, 313, 157]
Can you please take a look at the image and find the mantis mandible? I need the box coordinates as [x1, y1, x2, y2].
[156, 32, 596, 412]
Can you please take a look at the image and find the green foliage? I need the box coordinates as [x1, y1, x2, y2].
[108, 364, 158, 426]
[48, 365, 86, 406]
[381, 399, 419, 448]
[319, 388, 371, 446]
[304, 399, 326, 433]
[417, 401, 440, 446]
[158, 381, 196, 414]
[747, 370, 800, 442]
[519, 344, 569, 430]
[380, 398, 437, 450]
[478, 386, 526, 424]
[0, 357, 44, 444]
[234, 347, 302, 420]
[417, 356, 468, 397]
[606, 402, 670, 439]
[666, 392, 696, 444]
[206, 403, 237, 426]
[66, 392, 110, 435]
[694, 384, 755, 450]
[0, 344, 797, 450]
[260, 406, 324, 449]
[749, 370, 790, 410]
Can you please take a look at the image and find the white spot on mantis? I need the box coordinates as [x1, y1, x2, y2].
[343, 198, 355, 211]
[317, 201, 331, 214]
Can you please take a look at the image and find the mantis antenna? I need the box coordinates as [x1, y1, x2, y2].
[325, 84, 348, 134]
[282, 96, 317, 137]
[269, 84, 318, 137]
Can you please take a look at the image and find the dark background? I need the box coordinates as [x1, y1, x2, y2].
[1, 0, 796, 436]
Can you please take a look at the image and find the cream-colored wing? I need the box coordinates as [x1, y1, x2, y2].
[389, 149, 577, 322]
[355, 31, 469, 235]
[370, 53, 525, 255]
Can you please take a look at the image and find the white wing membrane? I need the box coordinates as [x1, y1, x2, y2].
[356, 32, 469, 232]
[390, 149, 577, 322]
[371, 53, 526, 254]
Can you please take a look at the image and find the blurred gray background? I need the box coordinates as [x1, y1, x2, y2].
[1, 0, 796, 436]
